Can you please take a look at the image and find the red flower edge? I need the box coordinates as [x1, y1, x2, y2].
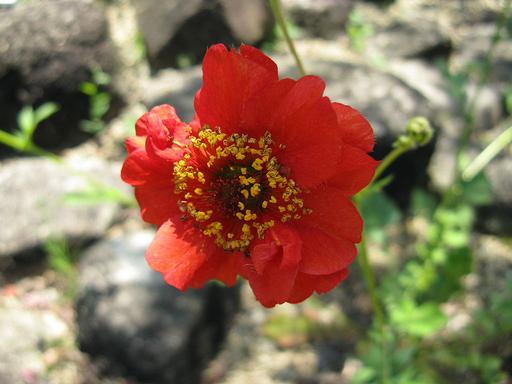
[121, 44, 377, 307]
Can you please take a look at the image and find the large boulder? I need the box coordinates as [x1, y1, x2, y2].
[76, 230, 240, 384]
[132, 0, 273, 70]
[281, 0, 355, 38]
[364, 18, 452, 60]
[0, 156, 125, 260]
[0, 0, 119, 152]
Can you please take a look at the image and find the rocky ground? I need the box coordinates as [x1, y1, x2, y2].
[0, 0, 511, 383]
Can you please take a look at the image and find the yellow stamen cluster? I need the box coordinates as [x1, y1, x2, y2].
[173, 127, 311, 252]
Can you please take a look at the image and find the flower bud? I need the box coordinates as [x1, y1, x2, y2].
[406, 116, 433, 146]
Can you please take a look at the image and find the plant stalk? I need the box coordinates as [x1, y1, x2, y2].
[269, 0, 307, 76]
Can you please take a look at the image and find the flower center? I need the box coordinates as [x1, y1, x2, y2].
[173, 127, 311, 252]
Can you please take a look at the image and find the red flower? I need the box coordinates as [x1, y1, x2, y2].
[121, 44, 377, 307]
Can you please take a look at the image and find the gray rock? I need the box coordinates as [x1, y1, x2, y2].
[452, 23, 512, 85]
[365, 18, 452, 60]
[476, 155, 512, 236]
[0, 0, 119, 151]
[0, 157, 124, 259]
[0, 306, 69, 384]
[132, 0, 273, 70]
[76, 230, 240, 384]
[282, 0, 354, 38]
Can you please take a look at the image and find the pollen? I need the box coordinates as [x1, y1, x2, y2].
[172, 127, 311, 252]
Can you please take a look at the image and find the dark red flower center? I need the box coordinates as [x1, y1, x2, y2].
[173, 127, 312, 252]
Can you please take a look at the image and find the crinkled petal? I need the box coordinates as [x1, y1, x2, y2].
[190, 249, 242, 288]
[125, 135, 146, 154]
[332, 102, 375, 152]
[146, 219, 217, 291]
[136, 104, 180, 136]
[243, 224, 302, 307]
[302, 185, 363, 243]
[297, 225, 356, 275]
[286, 269, 349, 304]
[135, 185, 179, 226]
[121, 148, 170, 187]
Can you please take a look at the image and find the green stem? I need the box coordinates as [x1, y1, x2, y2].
[455, 0, 510, 173]
[371, 142, 415, 183]
[0, 129, 62, 162]
[269, 0, 307, 76]
[462, 125, 512, 181]
[358, 236, 384, 327]
[0, 128, 135, 207]
[358, 235, 389, 384]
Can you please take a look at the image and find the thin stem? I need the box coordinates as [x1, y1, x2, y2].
[358, 235, 389, 384]
[0, 129, 62, 162]
[358, 236, 384, 327]
[371, 142, 414, 183]
[269, 0, 307, 76]
[455, 0, 510, 173]
[462, 125, 512, 181]
[0, 128, 135, 207]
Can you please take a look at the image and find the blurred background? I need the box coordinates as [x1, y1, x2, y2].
[0, 0, 511, 383]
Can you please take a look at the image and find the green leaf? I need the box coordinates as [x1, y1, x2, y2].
[79, 81, 98, 96]
[92, 68, 111, 86]
[410, 189, 437, 218]
[90, 92, 111, 119]
[80, 120, 105, 134]
[460, 172, 493, 206]
[390, 299, 447, 337]
[34, 102, 59, 125]
[17, 105, 35, 137]
[359, 190, 401, 243]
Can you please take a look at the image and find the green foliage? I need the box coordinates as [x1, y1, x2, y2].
[346, 10, 374, 52]
[0, 102, 60, 156]
[64, 179, 136, 208]
[389, 299, 446, 338]
[261, 18, 302, 52]
[79, 67, 112, 134]
[359, 190, 401, 245]
[44, 237, 77, 278]
[410, 189, 437, 219]
[176, 53, 195, 69]
[263, 310, 348, 347]
[44, 238, 80, 298]
[504, 86, 512, 115]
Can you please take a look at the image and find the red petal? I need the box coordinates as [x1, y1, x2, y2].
[240, 44, 278, 75]
[328, 145, 378, 196]
[194, 44, 279, 133]
[125, 135, 146, 154]
[190, 249, 242, 288]
[286, 269, 349, 304]
[275, 95, 342, 187]
[246, 76, 342, 187]
[243, 225, 302, 307]
[244, 76, 343, 187]
[302, 185, 363, 243]
[135, 184, 179, 226]
[297, 226, 357, 275]
[332, 102, 375, 152]
[146, 219, 216, 291]
[120, 148, 170, 187]
[136, 105, 180, 136]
